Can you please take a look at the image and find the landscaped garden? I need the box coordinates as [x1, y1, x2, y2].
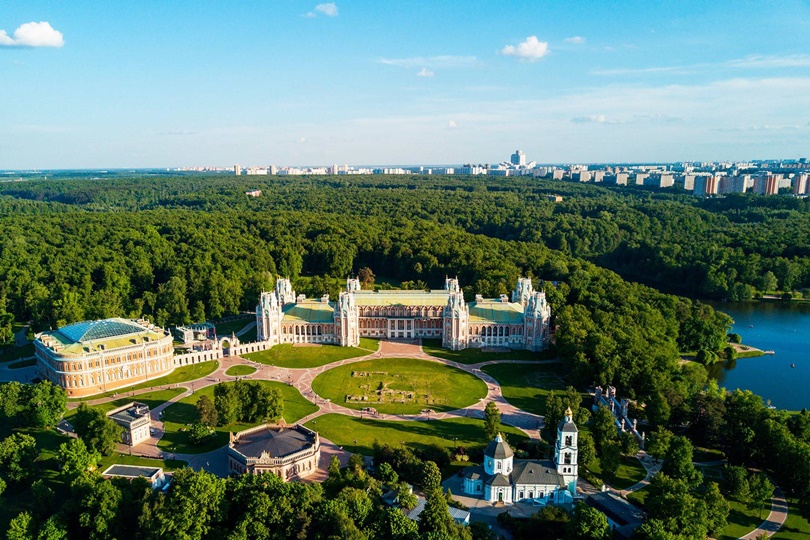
[68, 361, 219, 401]
[225, 365, 257, 377]
[421, 339, 555, 364]
[243, 338, 378, 368]
[774, 498, 810, 539]
[311, 357, 487, 414]
[303, 413, 528, 456]
[480, 362, 567, 416]
[158, 380, 318, 454]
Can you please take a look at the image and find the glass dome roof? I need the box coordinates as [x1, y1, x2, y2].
[57, 318, 147, 343]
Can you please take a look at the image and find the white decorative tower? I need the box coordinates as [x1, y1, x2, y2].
[511, 277, 534, 306]
[443, 286, 468, 350]
[523, 291, 551, 351]
[256, 290, 282, 344]
[444, 276, 460, 293]
[346, 277, 361, 292]
[335, 291, 359, 347]
[554, 407, 578, 494]
[275, 278, 296, 306]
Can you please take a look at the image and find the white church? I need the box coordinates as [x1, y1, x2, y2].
[256, 276, 551, 352]
[462, 407, 578, 505]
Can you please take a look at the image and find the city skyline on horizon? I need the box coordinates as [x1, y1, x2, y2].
[2, 1, 810, 169]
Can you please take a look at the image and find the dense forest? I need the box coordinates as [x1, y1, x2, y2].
[0, 173, 805, 417]
[2, 173, 810, 538]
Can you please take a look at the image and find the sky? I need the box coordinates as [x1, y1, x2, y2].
[2, 1, 810, 168]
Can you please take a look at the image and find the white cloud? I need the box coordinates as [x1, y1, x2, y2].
[594, 54, 810, 76]
[379, 55, 478, 69]
[571, 114, 608, 124]
[0, 22, 64, 48]
[564, 36, 586, 45]
[448, 120, 457, 129]
[417, 68, 434, 78]
[315, 3, 338, 17]
[500, 36, 549, 62]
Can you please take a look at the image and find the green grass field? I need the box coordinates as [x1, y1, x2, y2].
[65, 389, 186, 420]
[304, 413, 528, 456]
[225, 365, 257, 377]
[585, 456, 648, 490]
[773, 497, 810, 539]
[158, 380, 318, 454]
[480, 363, 567, 416]
[717, 498, 769, 540]
[212, 315, 255, 336]
[97, 453, 187, 471]
[311, 357, 487, 414]
[243, 338, 378, 368]
[239, 325, 258, 342]
[0, 343, 34, 363]
[69, 361, 219, 401]
[421, 339, 554, 364]
[7, 358, 35, 369]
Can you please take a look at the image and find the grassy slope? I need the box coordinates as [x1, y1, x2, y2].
[480, 363, 566, 416]
[584, 456, 648, 490]
[311, 357, 487, 415]
[421, 339, 552, 364]
[304, 413, 528, 456]
[158, 380, 318, 454]
[68, 361, 219, 402]
[243, 338, 378, 368]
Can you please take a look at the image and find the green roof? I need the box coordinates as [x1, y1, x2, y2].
[351, 290, 449, 307]
[468, 301, 525, 324]
[281, 301, 335, 323]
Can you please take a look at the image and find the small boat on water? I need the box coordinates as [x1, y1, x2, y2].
[792, 363, 796, 368]
[764, 350, 775, 355]
[748, 324, 754, 328]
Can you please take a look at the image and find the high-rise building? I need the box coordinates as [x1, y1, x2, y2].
[694, 175, 718, 196]
[234, 164, 242, 176]
[510, 150, 526, 167]
[795, 174, 809, 195]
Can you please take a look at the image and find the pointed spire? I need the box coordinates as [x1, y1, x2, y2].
[565, 406, 573, 420]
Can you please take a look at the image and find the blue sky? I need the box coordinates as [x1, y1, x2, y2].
[2, 1, 810, 168]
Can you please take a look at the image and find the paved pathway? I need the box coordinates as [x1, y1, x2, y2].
[739, 484, 788, 540]
[56, 340, 556, 480]
[618, 451, 663, 495]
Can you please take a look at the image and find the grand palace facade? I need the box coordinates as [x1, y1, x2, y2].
[257, 277, 551, 352]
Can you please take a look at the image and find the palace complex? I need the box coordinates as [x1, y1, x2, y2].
[462, 408, 578, 505]
[257, 277, 551, 351]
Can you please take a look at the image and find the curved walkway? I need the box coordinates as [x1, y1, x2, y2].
[739, 484, 788, 540]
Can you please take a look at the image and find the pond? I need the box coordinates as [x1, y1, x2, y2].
[708, 301, 810, 411]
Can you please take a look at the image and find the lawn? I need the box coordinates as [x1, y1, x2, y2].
[212, 315, 255, 337]
[225, 365, 257, 377]
[239, 325, 258, 342]
[717, 498, 769, 540]
[65, 389, 185, 422]
[69, 361, 219, 401]
[0, 343, 34, 363]
[774, 497, 810, 539]
[97, 453, 187, 471]
[693, 446, 726, 463]
[158, 380, 318, 454]
[303, 413, 529, 457]
[421, 339, 555, 364]
[311, 357, 487, 415]
[480, 362, 568, 416]
[585, 456, 648, 490]
[8, 358, 36, 369]
[243, 338, 378, 368]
